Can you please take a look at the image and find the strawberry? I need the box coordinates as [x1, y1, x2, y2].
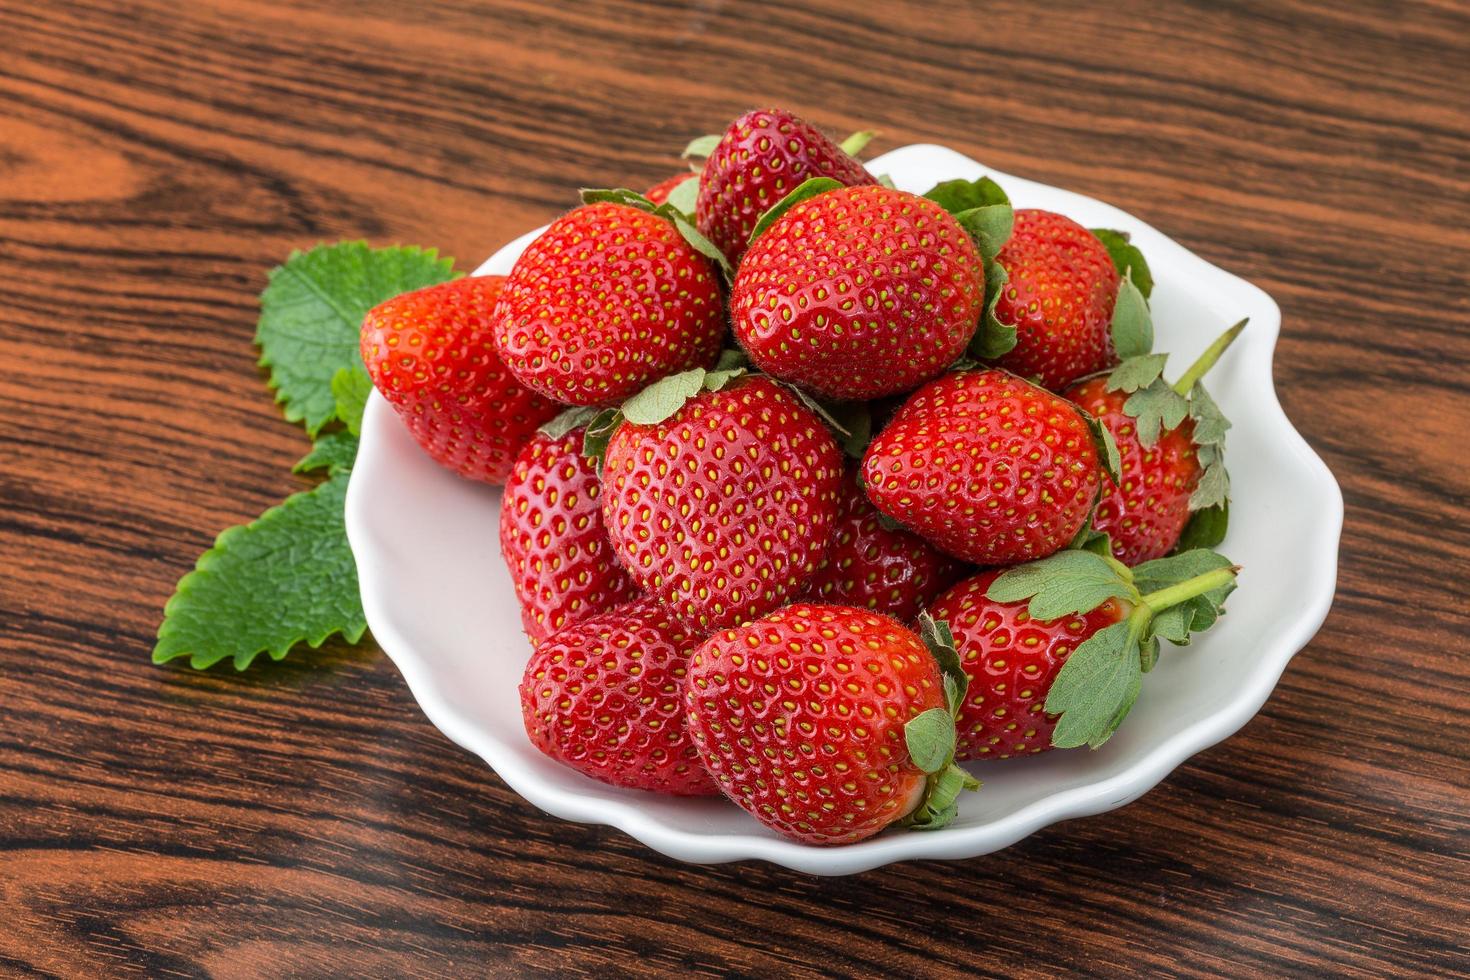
[730, 185, 987, 401]
[696, 108, 875, 264]
[930, 569, 1127, 759]
[862, 368, 1104, 565]
[928, 547, 1238, 753]
[499, 418, 641, 644]
[520, 597, 719, 796]
[683, 603, 977, 844]
[646, 173, 696, 205]
[600, 375, 843, 631]
[990, 209, 1120, 391]
[360, 275, 559, 484]
[806, 471, 966, 621]
[491, 202, 726, 406]
[1065, 320, 1245, 564]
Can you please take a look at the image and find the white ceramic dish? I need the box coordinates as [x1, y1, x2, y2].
[345, 144, 1342, 875]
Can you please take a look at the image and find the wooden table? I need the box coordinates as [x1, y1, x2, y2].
[4, 0, 1467, 974]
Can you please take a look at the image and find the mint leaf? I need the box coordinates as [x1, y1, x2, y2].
[332, 367, 373, 437]
[293, 430, 359, 475]
[1092, 229, 1154, 299]
[747, 177, 844, 246]
[257, 243, 456, 435]
[1045, 620, 1141, 749]
[986, 551, 1135, 620]
[153, 472, 366, 670]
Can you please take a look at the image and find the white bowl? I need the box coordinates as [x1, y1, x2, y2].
[345, 144, 1342, 875]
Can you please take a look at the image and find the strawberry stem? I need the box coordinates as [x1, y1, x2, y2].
[1172, 318, 1248, 396]
[1139, 566, 1239, 615]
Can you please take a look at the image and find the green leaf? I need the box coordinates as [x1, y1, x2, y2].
[1122, 380, 1189, 447]
[579, 186, 653, 209]
[540, 406, 602, 440]
[621, 368, 708, 425]
[824, 402, 872, 458]
[904, 708, 956, 774]
[1175, 501, 1229, 552]
[839, 130, 876, 156]
[663, 175, 699, 217]
[331, 366, 373, 437]
[786, 384, 854, 439]
[1190, 460, 1230, 510]
[1081, 407, 1123, 485]
[969, 259, 1017, 359]
[153, 472, 366, 670]
[1110, 269, 1153, 359]
[1187, 381, 1230, 446]
[257, 243, 456, 435]
[1107, 353, 1169, 394]
[293, 429, 359, 475]
[917, 612, 968, 714]
[1131, 548, 1234, 595]
[953, 204, 1014, 261]
[986, 551, 1135, 621]
[1069, 523, 1115, 558]
[1092, 228, 1154, 299]
[714, 347, 749, 372]
[682, 134, 720, 160]
[668, 211, 734, 280]
[1045, 620, 1142, 749]
[1133, 550, 1237, 646]
[898, 765, 979, 831]
[923, 176, 1010, 214]
[580, 409, 623, 471]
[747, 177, 844, 246]
[876, 173, 897, 189]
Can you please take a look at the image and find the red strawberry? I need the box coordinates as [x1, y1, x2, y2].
[520, 597, 719, 796]
[929, 547, 1238, 753]
[696, 108, 875, 264]
[991, 209, 1120, 391]
[646, 173, 696, 205]
[806, 472, 966, 621]
[491, 202, 726, 406]
[861, 368, 1102, 565]
[730, 185, 987, 401]
[1065, 320, 1244, 564]
[360, 275, 559, 484]
[499, 423, 641, 644]
[684, 603, 973, 844]
[930, 570, 1128, 760]
[601, 376, 843, 631]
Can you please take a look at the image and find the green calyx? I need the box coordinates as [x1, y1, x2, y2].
[1092, 228, 1154, 300]
[579, 187, 733, 280]
[681, 134, 721, 161]
[986, 548, 1239, 749]
[1104, 318, 1247, 525]
[920, 176, 1018, 360]
[899, 615, 982, 832]
[746, 177, 844, 247]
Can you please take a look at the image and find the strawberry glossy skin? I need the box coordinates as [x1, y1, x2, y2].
[360, 276, 559, 484]
[683, 603, 943, 844]
[992, 210, 1120, 391]
[731, 185, 986, 401]
[861, 369, 1102, 565]
[806, 472, 967, 621]
[646, 173, 695, 205]
[697, 108, 875, 264]
[601, 376, 843, 631]
[1066, 376, 1201, 564]
[499, 426, 641, 644]
[929, 571, 1128, 759]
[520, 597, 719, 796]
[492, 202, 726, 406]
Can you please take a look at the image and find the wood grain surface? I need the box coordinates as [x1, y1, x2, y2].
[3, 0, 1468, 975]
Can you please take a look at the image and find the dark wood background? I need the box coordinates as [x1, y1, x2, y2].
[3, 0, 1467, 975]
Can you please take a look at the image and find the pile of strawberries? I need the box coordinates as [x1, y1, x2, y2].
[361, 108, 1244, 847]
